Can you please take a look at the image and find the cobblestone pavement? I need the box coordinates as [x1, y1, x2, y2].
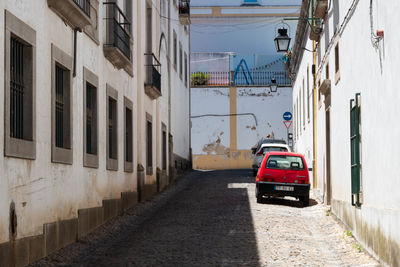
[32, 170, 380, 267]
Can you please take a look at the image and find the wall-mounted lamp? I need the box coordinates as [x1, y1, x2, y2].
[274, 28, 291, 53]
[270, 78, 278, 92]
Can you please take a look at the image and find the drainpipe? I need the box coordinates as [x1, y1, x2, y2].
[312, 41, 317, 188]
[73, 28, 79, 77]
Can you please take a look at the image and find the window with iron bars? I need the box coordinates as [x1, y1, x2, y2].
[55, 64, 71, 149]
[146, 119, 153, 174]
[86, 83, 97, 155]
[10, 37, 25, 140]
[125, 107, 133, 163]
[108, 97, 117, 160]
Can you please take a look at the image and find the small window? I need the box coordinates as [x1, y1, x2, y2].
[350, 93, 362, 207]
[173, 31, 177, 70]
[83, 67, 99, 168]
[106, 84, 118, 171]
[326, 62, 330, 80]
[52, 44, 73, 164]
[302, 79, 305, 128]
[124, 97, 133, 172]
[162, 123, 167, 170]
[146, 114, 153, 175]
[5, 11, 36, 159]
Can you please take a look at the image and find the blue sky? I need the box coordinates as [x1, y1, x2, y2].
[190, 0, 301, 55]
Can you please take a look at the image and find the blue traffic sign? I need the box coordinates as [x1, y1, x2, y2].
[283, 112, 292, 121]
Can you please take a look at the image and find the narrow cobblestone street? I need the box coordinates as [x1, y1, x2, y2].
[32, 170, 379, 267]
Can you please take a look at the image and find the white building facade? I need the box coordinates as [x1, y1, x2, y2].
[0, 0, 191, 265]
[290, 1, 400, 266]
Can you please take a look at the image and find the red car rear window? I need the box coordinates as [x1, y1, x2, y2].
[265, 155, 305, 170]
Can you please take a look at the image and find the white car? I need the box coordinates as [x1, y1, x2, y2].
[252, 143, 290, 176]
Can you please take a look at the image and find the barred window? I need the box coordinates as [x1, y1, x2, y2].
[10, 37, 25, 140]
[106, 84, 118, 171]
[162, 125, 167, 170]
[86, 83, 97, 155]
[146, 116, 153, 175]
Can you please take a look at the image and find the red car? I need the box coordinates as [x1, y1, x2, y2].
[255, 151, 310, 206]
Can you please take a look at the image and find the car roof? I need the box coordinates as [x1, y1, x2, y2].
[265, 151, 304, 157]
[259, 143, 289, 149]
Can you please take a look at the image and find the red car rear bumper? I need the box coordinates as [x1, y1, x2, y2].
[256, 181, 310, 197]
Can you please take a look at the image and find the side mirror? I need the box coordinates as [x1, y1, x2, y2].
[308, 168, 313, 171]
[251, 147, 257, 154]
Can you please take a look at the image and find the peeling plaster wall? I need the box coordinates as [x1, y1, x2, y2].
[236, 87, 292, 150]
[191, 87, 292, 170]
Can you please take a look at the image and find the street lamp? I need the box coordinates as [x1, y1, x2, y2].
[274, 28, 291, 52]
[270, 78, 278, 93]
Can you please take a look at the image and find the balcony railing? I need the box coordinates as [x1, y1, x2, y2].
[144, 53, 162, 99]
[190, 71, 291, 87]
[179, 0, 190, 25]
[104, 2, 131, 61]
[73, 0, 90, 17]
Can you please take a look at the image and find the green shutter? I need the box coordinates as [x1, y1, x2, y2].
[350, 93, 361, 207]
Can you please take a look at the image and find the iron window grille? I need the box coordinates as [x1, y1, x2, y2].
[108, 97, 117, 159]
[144, 53, 161, 93]
[10, 37, 25, 140]
[86, 83, 97, 155]
[147, 121, 153, 170]
[162, 130, 167, 170]
[73, 0, 91, 17]
[55, 65, 65, 148]
[104, 2, 131, 60]
[125, 107, 133, 163]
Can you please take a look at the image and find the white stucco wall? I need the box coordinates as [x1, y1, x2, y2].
[293, 1, 400, 264]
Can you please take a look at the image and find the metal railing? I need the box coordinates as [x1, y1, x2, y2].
[144, 53, 161, 93]
[179, 0, 190, 15]
[104, 2, 131, 60]
[190, 71, 291, 87]
[73, 0, 91, 17]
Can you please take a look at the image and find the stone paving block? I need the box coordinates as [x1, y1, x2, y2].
[28, 235, 45, 264]
[0, 241, 12, 267]
[121, 191, 138, 211]
[78, 208, 89, 239]
[44, 222, 57, 255]
[57, 219, 78, 249]
[14, 237, 29, 267]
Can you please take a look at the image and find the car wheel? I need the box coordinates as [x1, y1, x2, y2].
[301, 195, 310, 207]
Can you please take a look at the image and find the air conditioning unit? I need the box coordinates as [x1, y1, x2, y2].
[241, 0, 261, 6]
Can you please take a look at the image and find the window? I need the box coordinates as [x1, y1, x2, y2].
[326, 62, 330, 79]
[146, 2, 152, 53]
[52, 44, 73, 164]
[162, 123, 167, 170]
[83, 67, 99, 168]
[5, 11, 36, 159]
[179, 42, 183, 79]
[350, 93, 362, 207]
[106, 84, 118, 171]
[307, 66, 310, 122]
[124, 97, 133, 172]
[335, 43, 340, 83]
[173, 31, 177, 70]
[265, 155, 305, 170]
[146, 114, 153, 175]
[184, 52, 188, 86]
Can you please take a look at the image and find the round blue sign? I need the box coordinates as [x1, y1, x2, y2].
[283, 112, 292, 121]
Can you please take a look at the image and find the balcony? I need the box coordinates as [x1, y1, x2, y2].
[313, 0, 328, 19]
[144, 53, 162, 99]
[103, 2, 132, 69]
[47, 0, 91, 30]
[179, 0, 191, 25]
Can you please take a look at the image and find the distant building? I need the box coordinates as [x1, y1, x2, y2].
[0, 0, 190, 265]
[290, 1, 400, 265]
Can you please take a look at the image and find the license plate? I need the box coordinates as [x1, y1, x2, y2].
[275, 185, 294, 191]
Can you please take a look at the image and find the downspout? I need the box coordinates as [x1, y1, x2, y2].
[312, 40, 317, 188]
[73, 28, 79, 77]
